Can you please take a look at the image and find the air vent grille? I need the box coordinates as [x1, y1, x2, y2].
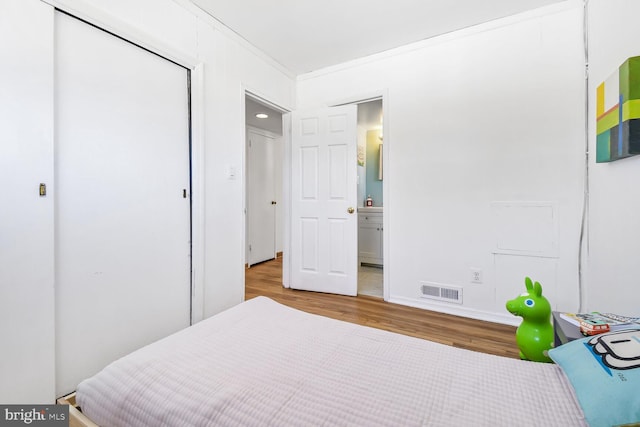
[440, 287, 460, 301]
[420, 282, 463, 304]
[421, 285, 440, 297]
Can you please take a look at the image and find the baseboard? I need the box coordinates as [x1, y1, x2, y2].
[388, 295, 521, 326]
[246, 253, 282, 269]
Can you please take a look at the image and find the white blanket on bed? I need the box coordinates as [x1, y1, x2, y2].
[76, 297, 586, 426]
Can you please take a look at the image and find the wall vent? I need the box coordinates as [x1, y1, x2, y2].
[420, 282, 463, 304]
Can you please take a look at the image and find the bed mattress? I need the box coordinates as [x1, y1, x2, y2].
[76, 296, 586, 426]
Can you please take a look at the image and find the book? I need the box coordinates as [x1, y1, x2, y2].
[560, 312, 640, 331]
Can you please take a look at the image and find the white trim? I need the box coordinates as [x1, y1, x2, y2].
[298, 0, 583, 82]
[241, 90, 248, 284]
[245, 87, 294, 113]
[330, 93, 384, 107]
[381, 90, 390, 302]
[42, 0, 198, 68]
[45, 0, 206, 325]
[389, 296, 521, 327]
[282, 112, 292, 288]
[242, 87, 291, 288]
[190, 63, 206, 324]
[247, 126, 280, 140]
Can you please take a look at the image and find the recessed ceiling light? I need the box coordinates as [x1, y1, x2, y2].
[255, 113, 269, 119]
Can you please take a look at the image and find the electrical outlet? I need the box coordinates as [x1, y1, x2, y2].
[470, 268, 483, 283]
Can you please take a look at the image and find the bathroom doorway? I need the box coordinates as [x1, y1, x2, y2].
[356, 99, 383, 298]
[278, 94, 388, 300]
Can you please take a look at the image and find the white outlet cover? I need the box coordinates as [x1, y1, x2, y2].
[470, 268, 483, 283]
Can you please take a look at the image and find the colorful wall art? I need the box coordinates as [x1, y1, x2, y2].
[596, 56, 640, 162]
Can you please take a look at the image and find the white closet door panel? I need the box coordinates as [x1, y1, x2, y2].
[0, 0, 55, 404]
[55, 12, 191, 396]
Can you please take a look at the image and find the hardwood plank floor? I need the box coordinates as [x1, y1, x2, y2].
[245, 257, 520, 359]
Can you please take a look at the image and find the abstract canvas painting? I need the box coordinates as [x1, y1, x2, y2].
[596, 56, 640, 162]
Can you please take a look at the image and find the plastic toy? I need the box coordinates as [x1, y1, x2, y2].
[506, 277, 554, 363]
[579, 319, 610, 336]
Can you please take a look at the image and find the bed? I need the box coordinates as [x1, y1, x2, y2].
[63, 297, 640, 427]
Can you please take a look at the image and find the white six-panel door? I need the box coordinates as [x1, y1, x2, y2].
[54, 12, 191, 396]
[290, 106, 358, 295]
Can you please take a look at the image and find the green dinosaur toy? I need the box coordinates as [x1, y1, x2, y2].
[506, 277, 554, 363]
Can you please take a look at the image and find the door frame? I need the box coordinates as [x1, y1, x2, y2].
[241, 89, 290, 278]
[283, 90, 390, 301]
[46, 0, 206, 324]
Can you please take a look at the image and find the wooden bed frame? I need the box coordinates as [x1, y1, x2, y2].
[57, 392, 98, 427]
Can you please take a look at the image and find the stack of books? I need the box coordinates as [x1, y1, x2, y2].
[560, 312, 640, 331]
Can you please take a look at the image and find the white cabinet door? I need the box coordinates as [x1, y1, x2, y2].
[290, 105, 358, 296]
[358, 213, 383, 265]
[54, 12, 191, 396]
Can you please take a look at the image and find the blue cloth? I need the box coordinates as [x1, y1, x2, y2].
[549, 329, 640, 427]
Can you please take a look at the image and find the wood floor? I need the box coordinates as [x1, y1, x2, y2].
[245, 257, 520, 359]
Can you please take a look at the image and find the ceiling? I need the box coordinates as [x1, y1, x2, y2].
[189, 0, 566, 75]
[245, 96, 283, 135]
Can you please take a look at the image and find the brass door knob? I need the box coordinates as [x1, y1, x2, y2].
[347, 207, 355, 214]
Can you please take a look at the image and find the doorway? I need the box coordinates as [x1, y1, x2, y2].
[257, 95, 387, 300]
[245, 95, 284, 267]
[356, 100, 384, 298]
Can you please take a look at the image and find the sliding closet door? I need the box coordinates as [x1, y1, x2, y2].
[0, 0, 55, 403]
[54, 12, 191, 396]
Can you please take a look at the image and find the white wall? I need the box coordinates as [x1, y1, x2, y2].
[586, 0, 640, 315]
[1, 0, 294, 402]
[0, 0, 55, 404]
[274, 135, 284, 254]
[195, 14, 294, 315]
[297, 3, 586, 324]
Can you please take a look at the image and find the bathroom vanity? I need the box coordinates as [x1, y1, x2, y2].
[358, 207, 383, 266]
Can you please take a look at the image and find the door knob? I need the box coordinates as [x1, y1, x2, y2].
[347, 207, 355, 214]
